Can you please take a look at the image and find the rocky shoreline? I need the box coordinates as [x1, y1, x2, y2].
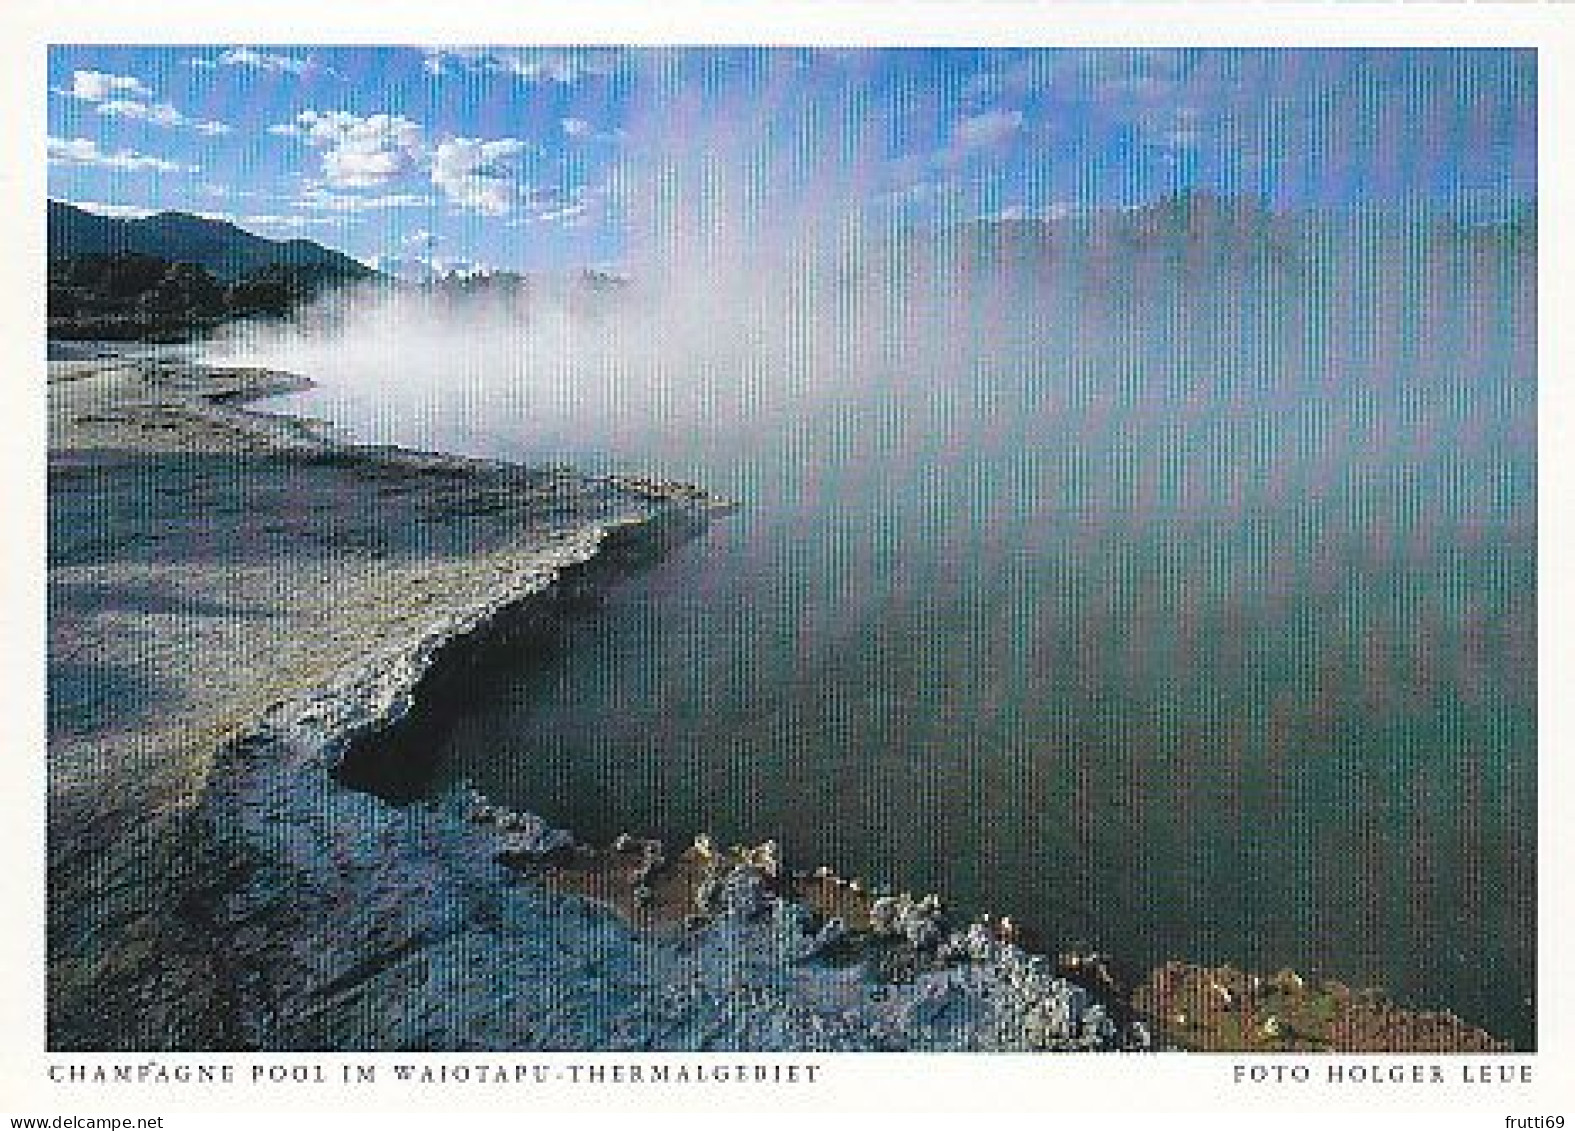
[47, 356, 709, 1048]
[185, 494, 1132, 1051]
[46, 355, 1515, 1052]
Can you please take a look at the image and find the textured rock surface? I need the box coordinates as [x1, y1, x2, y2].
[203, 733, 1133, 1051]
[48, 355, 1129, 1053]
[46, 358, 664, 1049]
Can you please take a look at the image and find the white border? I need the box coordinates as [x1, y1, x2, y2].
[1, 1, 1569, 1118]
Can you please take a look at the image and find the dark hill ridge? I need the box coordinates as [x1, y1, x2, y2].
[48, 200, 382, 341]
[48, 199, 372, 282]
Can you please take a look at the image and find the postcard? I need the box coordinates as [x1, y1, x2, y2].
[1, 1, 1570, 1123]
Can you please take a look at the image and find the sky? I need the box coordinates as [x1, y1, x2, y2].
[46, 46, 1536, 273]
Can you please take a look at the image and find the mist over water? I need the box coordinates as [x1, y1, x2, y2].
[208, 61, 1536, 1044]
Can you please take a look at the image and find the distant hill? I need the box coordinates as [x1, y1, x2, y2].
[47, 201, 385, 341]
[48, 199, 373, 282]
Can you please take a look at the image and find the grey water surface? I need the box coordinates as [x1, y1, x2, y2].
[269, 217, 1536, 1045]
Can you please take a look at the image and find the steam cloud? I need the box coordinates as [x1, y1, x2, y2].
[207, 51, 1533, 528]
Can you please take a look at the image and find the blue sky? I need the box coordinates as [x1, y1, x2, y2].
[47, 46, 1535, 273]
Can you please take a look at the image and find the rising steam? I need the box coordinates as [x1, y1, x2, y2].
[206, 50, 1533, 525]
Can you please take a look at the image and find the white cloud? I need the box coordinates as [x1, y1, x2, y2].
[430, 137, 527, 215]
[422, 48, 624, 84]
[210, 47, 314, 75]
[48, 136, 194, 174]
[67, 70, 151, 103]
[197, 182, 265, 199]
[238, 214, 338, 231]
[273, 110, 539, 217]
[64, 199, 157, 220]
[560, 117, 592, 138]
[509, 181, 605, 227]
[64, 68, 231, 134]
[285, 110, 425, 188]
[95, 98, 233, 135]
[951, 109, 1025, 153]
[96, 99, 183, 127]
[521, 201, 588, 226]
[295, 187, 433, 212]
[195, 209, 337, 231]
